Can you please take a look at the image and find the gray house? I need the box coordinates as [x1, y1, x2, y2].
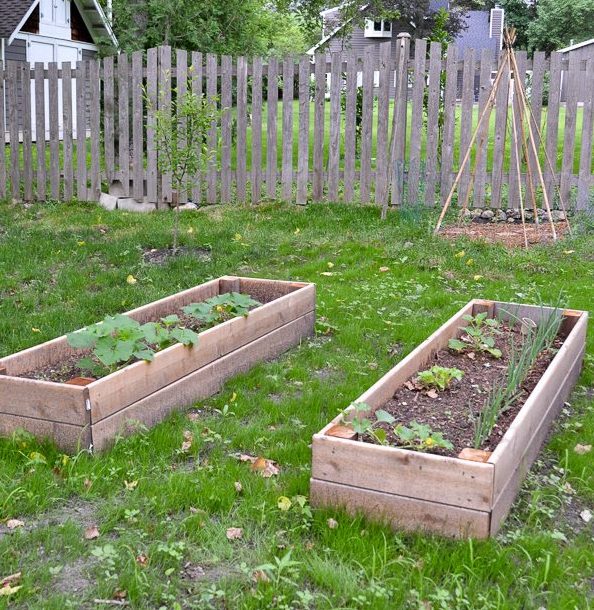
[1, 0, 117, 139]
[308, 2, 505, 62]
[558, 38, 594, 103]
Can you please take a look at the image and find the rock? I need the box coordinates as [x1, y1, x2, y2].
[98, 192, 118, 211]
[116, 198, 157, 213]
[481, 209, 494, 220]
[178, 202, 199, 211]
[507, 217, 516, 223]
[551, 210, 566, 222]
[472, 208, 483, 218]
[496, 209, 507, 222]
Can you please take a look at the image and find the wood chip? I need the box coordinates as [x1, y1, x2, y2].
[457, 448, 492, 463]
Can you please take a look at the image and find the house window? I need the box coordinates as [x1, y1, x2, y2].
[364, 19, 393, 38]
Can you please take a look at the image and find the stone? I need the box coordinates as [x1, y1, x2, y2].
[98, 192, 118, 211]
[507, 217, 516, 223]
[116, 198, 157, 213]
[496, 209, 507, 222]
[179, 202, 199, 211]
[551, 210, 566, 222]
[472, 208, 483, 218]
[481, 209, 495, 220]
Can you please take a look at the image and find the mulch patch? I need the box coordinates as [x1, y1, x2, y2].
[440, 221, 570, 248]
[365, 323, 563, 457]
[142, 246, 212, 265]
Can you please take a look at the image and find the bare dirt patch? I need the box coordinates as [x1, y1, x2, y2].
[142, 246, 212, 265]
[440, 221, 569, 248]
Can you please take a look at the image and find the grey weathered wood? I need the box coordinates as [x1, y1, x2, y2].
[34, 63, 46, 201]
[21, 64, 33, 202]
[508, 51, 527, 208]
[176, 49, 188, 203]
[89, 60, 101, 201]
[190, 51, 203, 204]
[266, 57, 279, 199]
[343, 53, 357, 203]
[3, 64, 18, 203]
[360, 47, 375, 204]
[560, 52, 580, 206]
[0, 62, 5, 200]
[576, 59, 594, 210]
[296, 56, 310, 205]
[527, 51, 546, 196]
[389, 34, 410, 207]
[328, 52, 342, 202]
[439, 45, 457, 206]
[159, 46, 172, 204]
[313, 53, 326, 201]
[103, 56, 115, 187]
[544, 52, 562, 203]
[236, 55, 248, 203]
[206, 53, 218, 204]
[48, 61, 60, 200]
[146, 48, 158, 203]
[408, 39, 427, 205]
[281, 57, 294, 201]
[117, 54, 129, 199]
[220, 55, 232, 203]
[375, 42, 392, 206]
[62, 62, 74, 201]
[472, 48, 492, 208]
[424, 42, 442, 207]
[491, 54, 510, 209]
[458, 48, 475, 208]
[131, 51, 144, 202]
[252, 56, 264, 204]
[74, 61, 88, 201]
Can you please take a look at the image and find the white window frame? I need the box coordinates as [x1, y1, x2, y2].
[364, 19, 393, 38]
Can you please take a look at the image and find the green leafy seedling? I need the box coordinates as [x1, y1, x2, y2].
[448, 313, 502, 358]
[393, 421, 454, 452]
[183, 292, 261, 327]
[417, 366, 464, 391]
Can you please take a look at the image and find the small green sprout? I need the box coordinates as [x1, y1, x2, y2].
[417, 366, 464, 391]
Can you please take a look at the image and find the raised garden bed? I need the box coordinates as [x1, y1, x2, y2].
[311, 300, 587, 538]
[0, 276, 315, 452]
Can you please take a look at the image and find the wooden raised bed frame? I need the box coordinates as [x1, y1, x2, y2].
[0, 276, 315, 452]
[311, 299, 587, 539]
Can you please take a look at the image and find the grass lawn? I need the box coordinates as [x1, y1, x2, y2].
[0, 198, 593, 609]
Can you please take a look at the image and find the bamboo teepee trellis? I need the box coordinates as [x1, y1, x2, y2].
[434, 28, 570, 247]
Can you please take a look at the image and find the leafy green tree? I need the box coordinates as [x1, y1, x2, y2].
[527, 0, 594, 53]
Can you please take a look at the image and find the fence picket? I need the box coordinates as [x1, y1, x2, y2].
[491, 54, 509, 209]
[408, 38, 426, 205]
[560, 52, 580, 205]
[76, 60, 86, 201]
[49, 61, 60, 200]
[343, 52, 357, 203]
[34, 62, 46, 201]
[440, 45, 458, 206]
[328, 52, 342, 202]
[221, 55, 232, 203]
[360, 47, 374, 204]
[577, 59, 594, 210]
[281, 57, 294, 201]
[176, 50, 187, 203]
[7, 63, 19, 201]
[117, 54, 129, 199]
[313, 53, 325, 200]
[266, 57, 279, 199]
[159, 46, 172, 204]
[252, 56, 264, 204]
[375, 42, 392, 206]
[21, 64, 33, 202]
[472, 48, 492, 208]
[62, 62, 74, 202]
[146, 48, 158, 203]
[190, 51, 203, 204]
[528, 51, 546, 195]
[206, 53, 218, 204]
[297, 56, 310, 205]
[544, 52, 562, 203]
[103, 56, 115, 188]
[90, 59, 101, 201]
[424, 42, 442, 207]
[0, 62, 5, 201]
[508, 51, 527, 208]
[236, 56, 248, 203]
[458, 48, 475, 208]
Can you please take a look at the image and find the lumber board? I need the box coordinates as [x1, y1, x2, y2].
[91, 312, 315, 451]
[87, 284, 315, 422]
[310, 479, 491, 539]
[0, 415, 90, 453]
[312, 434, 493, 511]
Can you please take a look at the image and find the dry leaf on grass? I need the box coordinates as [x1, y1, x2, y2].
[84, 525, 100, 540]
[580, 509, 592, 523]
[234, 481, 243, 493]
[252, 569, 270, 583]
[327, 518, 339, 529]
[226, 527, 243, 541]
[426, 389, 439, 399]
[136, 554, 148, 566]
[0, 585, 22, 597]
[0, 573, 21, 588]
[181, 430, 193, 453]
[124, 480, 138, 491]
[236, 453, 280, 477]
[379, 266, 390, 272]
[6, 519, 24, 530]
[574, 444, 592, 455]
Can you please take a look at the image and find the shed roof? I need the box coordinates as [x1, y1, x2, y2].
[558, 38, 594, 54]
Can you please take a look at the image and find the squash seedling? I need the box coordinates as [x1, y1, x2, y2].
[448, 313, 502, 358]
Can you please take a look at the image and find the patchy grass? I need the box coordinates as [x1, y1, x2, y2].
[0, 199, 593, 609]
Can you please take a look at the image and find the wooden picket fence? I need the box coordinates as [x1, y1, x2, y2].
[1, 37, 593, 209]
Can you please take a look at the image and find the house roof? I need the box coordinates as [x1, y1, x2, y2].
[0, 0, 36, 40]
[0, 0, 118, 47]
[558, 38, 594, 54]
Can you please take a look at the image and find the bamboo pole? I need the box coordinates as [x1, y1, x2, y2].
[434, 53, 509, 234]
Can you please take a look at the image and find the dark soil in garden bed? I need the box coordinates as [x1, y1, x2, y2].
[364, 323, 564, 457]
[440, 222, 569, 248]
[18, 290, 278, 384]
